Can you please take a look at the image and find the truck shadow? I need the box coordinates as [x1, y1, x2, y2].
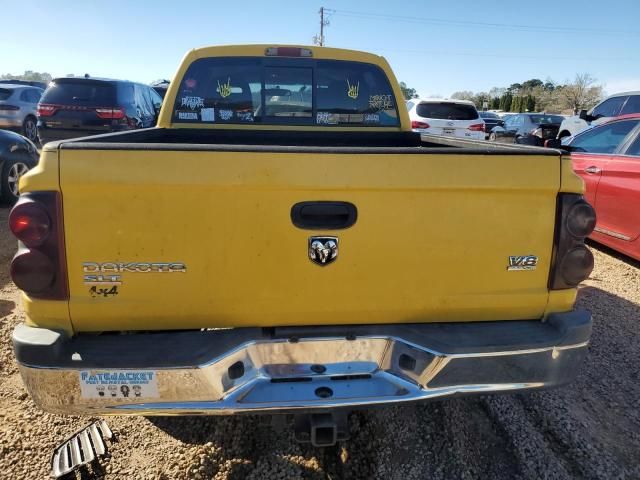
[0, 299, 16, 319]
[587, 239, 640, 269]
[0, 206, 15, 292]
[146, 284, 640, 479]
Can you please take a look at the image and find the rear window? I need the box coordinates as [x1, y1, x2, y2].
[528, 115, 564, 124]
[621, 95, 640, 115]
[416, 102, 478, 120]
[0, 88, 13, 101]
[479, 111, 499, 119]
[171, 57, 399, 127]
[41, 80, 117, 106]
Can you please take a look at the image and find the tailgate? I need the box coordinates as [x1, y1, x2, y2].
[60, 148, 559, 331]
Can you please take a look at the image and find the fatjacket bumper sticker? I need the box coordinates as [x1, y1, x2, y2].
[79, 370, 159, 399]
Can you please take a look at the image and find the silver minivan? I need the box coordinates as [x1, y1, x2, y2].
[0, 84, 43, 142]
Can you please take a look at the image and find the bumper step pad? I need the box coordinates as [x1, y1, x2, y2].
[51, 420, 113, 478]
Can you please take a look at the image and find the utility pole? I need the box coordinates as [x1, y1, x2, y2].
[313, 7, 333, 46]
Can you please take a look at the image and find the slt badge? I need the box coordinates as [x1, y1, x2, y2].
[309, 237, 338, 266]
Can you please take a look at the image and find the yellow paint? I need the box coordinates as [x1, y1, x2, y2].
[544, 289, 578, 317]
[560, 154, 584, 194]
[19, 149, 60, 193]
[52, 149, 561, 332]
[22, 294, 73, 334]
[15, 45, 582, 333]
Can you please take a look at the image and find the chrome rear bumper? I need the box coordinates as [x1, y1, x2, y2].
[14, 311, 591, 415]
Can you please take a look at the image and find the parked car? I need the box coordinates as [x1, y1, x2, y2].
[0, 79, 48, 90]
[478, 111, 503, 139]
[37, 77, 164, 144]
[407, 99, 485, 140]
[557, 91, 640, 139]
[151, 80, 170, 99]
[563, 114, 640, 261]
[489, 113, 564, 145]
[10, 45, 594, 451]
[0, 129, 39, 204]
[0, 84, 43, 142]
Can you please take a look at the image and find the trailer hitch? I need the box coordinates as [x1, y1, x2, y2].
[293, 412, 349, 447]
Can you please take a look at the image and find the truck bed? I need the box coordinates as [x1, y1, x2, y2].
[53, 127, 558, 153]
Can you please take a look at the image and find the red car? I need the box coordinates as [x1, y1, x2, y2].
[567, 114, 640, 261]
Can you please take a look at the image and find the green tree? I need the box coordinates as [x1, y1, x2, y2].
[510, 96, 518, 112]
[522, 79, 543, 90]
[508, 83, 522, 94]
[399, 81, 419, 100]
[491, 97, 500, 109]
[499, 92, 512, 112]
[526, 95, 536, 112]
[518, 97, 526, 112]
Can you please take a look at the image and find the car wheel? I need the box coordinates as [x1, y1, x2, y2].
[22, 116, 38, 142]
[1, 160, 30, 204]
[489, 132, 497, 141]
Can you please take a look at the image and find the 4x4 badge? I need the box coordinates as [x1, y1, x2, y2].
[309, 237, 338, 266]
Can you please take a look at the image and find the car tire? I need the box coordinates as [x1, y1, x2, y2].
[22, 116, 38, 143]
[1, 159, 30, 204]
[489, 132, 497, 141]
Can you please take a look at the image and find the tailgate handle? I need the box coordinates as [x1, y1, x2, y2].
[291, 201, 357, 229]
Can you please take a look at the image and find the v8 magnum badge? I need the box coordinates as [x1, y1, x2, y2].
[507, 255, 538, 271]
[309, 237, 338, 266]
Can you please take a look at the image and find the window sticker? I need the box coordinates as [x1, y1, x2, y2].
[201, 108, 215, 121]
[237, 111, 254, 122]
[364, 113, 380, 123]
[347, 79, 359, 99]
[178, 111, 198, 120]
[369, 94, 393, 110]
[219, 109, 234, 121]
[181, 96, 205, 110]
[317, 112, 339, 125]
[217, 77, 232, 98]
[185, 78, 197, 89]
[80, 370, 159, 399]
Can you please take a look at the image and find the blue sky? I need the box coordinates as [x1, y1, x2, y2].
[2, 1, 639, 97]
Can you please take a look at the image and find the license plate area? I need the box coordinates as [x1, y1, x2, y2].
[442, 128, 455, 135]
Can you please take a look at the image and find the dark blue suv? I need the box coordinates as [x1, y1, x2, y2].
[37, 77, 163, 144]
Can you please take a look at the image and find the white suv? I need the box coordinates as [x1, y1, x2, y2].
[557, 91, 640, 139]
[406, 99, 485, 140]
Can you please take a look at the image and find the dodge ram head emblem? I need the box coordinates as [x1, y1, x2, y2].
[308, 237, 338, 266]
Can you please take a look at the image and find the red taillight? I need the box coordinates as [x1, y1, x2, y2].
[411, 121, 430, 129]
[37, 104, 58, 117]
[468, 123, 485, 132]
[9, 202, 51, 247]
[9, 192, 68, 300]
[0, 104, 19, 111]
[95, 107, 126, 119]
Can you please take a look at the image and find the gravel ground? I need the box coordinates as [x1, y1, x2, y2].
[1, 204, 639, 479]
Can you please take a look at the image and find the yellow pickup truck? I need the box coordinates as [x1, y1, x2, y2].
[11, 45, 595, 446]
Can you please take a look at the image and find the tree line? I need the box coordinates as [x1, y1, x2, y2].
[450, 74, 603, 114]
